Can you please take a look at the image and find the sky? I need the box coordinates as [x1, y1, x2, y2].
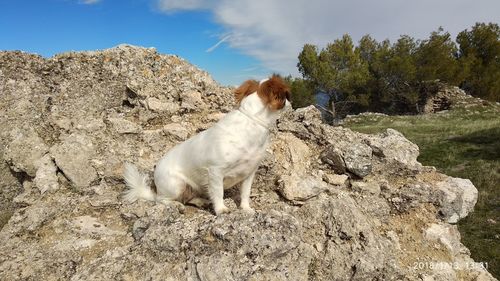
[1, 0, 499, 86]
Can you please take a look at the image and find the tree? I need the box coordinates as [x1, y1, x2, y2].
[297, 34, 371, 116]
[415, 27, 461, 85]
[457, 23, 500, 101]
[370, 36, 419, 113]
[356, 35, 380, 111]
[297, 44, 336, 96]
[295, 22, 500, 115]
[357, 35, 379, 66]
[284, 76, 316, 109]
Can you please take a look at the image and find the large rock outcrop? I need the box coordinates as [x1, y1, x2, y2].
[0, 45, 495, 280]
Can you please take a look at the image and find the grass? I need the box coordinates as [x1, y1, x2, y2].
[344, 105, 500, 278]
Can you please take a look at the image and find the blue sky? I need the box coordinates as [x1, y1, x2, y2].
[0, 0, 261, 85]
[1, 0, 499, 86]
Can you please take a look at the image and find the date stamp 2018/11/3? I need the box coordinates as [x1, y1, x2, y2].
[411, 261, 489, 271]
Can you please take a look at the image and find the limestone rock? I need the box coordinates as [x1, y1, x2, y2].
[146, 97, 180, 114]
[435, 177, 478, 223]
[108, 117, 142, 134]
[34, 154, 59, 194]
[50, 133, 98, 188]
[320, 141, 372, 178]
[424, 223, 463, 255]
[323, 173, 349, 187]
[367, 128, 421, 169]
[343, 142, 373, 177]
[351, 181, 381, 195]
[3, 128, 48, 177]
[0, 46, 494, 281]
[181, 90, 207, 111]
[320, 145, 346, 174]
[278, 174, 328, 202]
[273, 133, 328, 202]
[163, 123, 189, 141]
[72, 215, 126, 236]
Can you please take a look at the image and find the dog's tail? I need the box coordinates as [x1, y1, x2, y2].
[123, 163, 156, 202]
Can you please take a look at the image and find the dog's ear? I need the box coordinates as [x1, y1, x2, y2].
[234, 80, 259, 104]
[258, 75, 291, 110]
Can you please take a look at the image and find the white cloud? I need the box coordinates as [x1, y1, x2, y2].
[157, 0, 500, 76]
[206, 34, 231, 52]
[80, 0, 101, 4]
[156, 0, 213, 13]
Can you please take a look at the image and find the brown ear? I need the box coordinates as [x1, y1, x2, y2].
[234, 80, 259, 104]
[257, 75, 291, 110]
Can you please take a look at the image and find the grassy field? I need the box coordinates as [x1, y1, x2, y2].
[344, 105, 500, 278]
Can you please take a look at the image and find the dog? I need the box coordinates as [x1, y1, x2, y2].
[123, 75, 291, 215]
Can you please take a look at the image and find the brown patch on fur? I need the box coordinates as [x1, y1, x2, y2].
[234, 80, 259, 104]
[257, 75, 291, 110]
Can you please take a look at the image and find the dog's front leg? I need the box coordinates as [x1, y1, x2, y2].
[240, 170, 256, 214]
[208, 167, 229, 215]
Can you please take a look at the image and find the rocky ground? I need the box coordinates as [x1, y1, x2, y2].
[0, 45, 496, 280]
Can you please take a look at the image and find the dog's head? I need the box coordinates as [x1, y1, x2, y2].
[234, 75, 291, 111]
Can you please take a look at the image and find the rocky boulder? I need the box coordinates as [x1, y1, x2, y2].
[0, 45, 495, 281]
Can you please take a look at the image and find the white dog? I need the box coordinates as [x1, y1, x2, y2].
[123, 75, 291, 215]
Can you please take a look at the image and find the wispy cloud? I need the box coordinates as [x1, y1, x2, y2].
[79, 0, 101, 5]
[241, 66, 259, 72]
[156, 0, 212, 13]
[206, 34, 231, 52]
[157, 0, 500, 76]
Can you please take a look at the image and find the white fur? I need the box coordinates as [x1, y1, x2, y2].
[123, 87, 290, 215]
[123, 163, 155, 202]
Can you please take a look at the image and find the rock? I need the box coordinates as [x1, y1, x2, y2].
[294, 105, 323, 125]
[320, 145, 346, 174]
[34, 154, 59, 194]
[277, 106, 322, 140]
[320, 141, 372, 178]
[343, 142, 373, 177]
[72, 215, 125, 236]
[0, 158, 21, 229]
[278, 174, 328, 202]
[422, 83, 486, 113]
[3, 128, 49, 177]
[424, 223, 462, 255]
[7, 201, 57, 233]
[0, 46, 494, 281]
[75, 117, 106, 132]
[367, 128, 421, 170]
[146, 97, 180, 114]
[50, 133, 98, 188]
[163, 123, 189, 140]
[273, 133, 328, 202]
[132, 218, 150, 241]
[181, 90, 206, 111]
[323, 173, 349, 187]
[108, 117, 142, 134]
[435, 177, 478, 223]
[351, 181, 381, 195]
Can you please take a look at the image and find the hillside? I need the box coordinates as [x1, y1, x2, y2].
[0, 45, 496, 280]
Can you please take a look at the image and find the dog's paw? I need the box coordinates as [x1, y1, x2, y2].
[214, 205, 230, 215]
[241, 206, 255, 215]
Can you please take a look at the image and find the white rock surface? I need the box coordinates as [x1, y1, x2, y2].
[0, 46, 494, 281]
